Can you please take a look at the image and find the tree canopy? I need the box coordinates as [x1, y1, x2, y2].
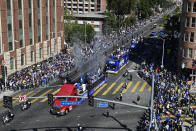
[64, 7, 95, 44]
[106, 0, 136, 27]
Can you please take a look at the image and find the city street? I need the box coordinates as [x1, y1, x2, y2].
[0, 60, 152, 131]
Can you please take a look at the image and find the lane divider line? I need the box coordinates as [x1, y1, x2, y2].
[148, 86, 152, 91]
[102, 83, 116, 95]
[31, 89, 53, 103]
[40, 88, 61, 102]
[92, 83, 107, 96]
[139, 82, 147, 92]
[112, 82, 124, 95]
[131, 81, 141, 93]
[122, 82, 132, 93]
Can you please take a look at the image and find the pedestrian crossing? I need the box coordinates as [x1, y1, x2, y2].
[0, 80, 152, 106]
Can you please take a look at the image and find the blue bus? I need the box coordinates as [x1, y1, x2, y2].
[106, 49, 129, 74]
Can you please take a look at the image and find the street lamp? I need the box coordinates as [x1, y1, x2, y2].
[159, 32, 166, 68]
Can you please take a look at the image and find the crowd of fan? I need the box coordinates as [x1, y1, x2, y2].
[0, 52, 75, 92]
[137, 62, 196, 130]
[0, 7, 174, 94]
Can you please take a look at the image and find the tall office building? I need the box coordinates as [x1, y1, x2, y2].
[178, 0, 196, 77]
[0, 0, 64, 76]
[64, 0, 106, 14]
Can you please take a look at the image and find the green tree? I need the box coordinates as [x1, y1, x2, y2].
[104, 12, 118, 33]
[164, 14, 180, 38]
[64, 6, 95, 44]
[107, 0, 136, 28]
[122, 16, 136, 28]
[68, 22, 95, 44]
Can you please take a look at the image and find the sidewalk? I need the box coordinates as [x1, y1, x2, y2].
[0, 90, 16, 101]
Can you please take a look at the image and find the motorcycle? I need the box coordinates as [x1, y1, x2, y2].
[20, 101, 31, 111]
[2, 111, 14, 124]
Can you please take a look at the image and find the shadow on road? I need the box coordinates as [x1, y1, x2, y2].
[9, 126, 130, 131]
[102, 113, 132, 131]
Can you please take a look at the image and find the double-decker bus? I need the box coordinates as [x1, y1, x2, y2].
[106, 48, 129, 74]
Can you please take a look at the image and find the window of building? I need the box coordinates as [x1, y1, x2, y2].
[194, 49, 196, 59]
[28, 0, 33, 45]
[47, 45, 50, 55]
[183, 48, 186, 57]
[190, 32, 194, 42]
[186, 17, 190, 27]
[184, 32, 189, 42]
[30, 51, 34, 62]
[0, 9, 1, 54]
[10, 57, 14, 70]
[7, 0, 13, 51]
[91, 4, 94, 7]
[37, 0, 41, 42]
[53, 0, 56, 38]
[39, 48, 42, 59]
[188, 48, 193, 58]
[85, 4, 88, 7]
[46, 0, 49, 40]
[188, 2, 191, 12]
[193, 2, 196, 12]
[21, 54, 24, 65]
[91, 0, 94, 2]
[192, 17, 196, 27]
[91, 9, 94, 12]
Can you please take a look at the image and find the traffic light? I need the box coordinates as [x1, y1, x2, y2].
[88, 95, 94, 107]
[3, 96, 12, 109]
[48, 94, 54, 106]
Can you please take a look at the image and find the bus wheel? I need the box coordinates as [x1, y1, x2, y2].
[65, 109, 69, 115]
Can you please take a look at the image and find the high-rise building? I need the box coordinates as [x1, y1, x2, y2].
[0, 0, 64, 76]
[178, 0, 196, 78]
[64, 0, 106, 14]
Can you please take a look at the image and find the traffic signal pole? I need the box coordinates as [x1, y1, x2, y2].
[4, 65, 6, 88]
[11, 95, 149, 109]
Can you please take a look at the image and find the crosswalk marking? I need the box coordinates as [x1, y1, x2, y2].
[139, 82, 147, 92]
[93, 83, 107, 96]
[122, 82, 132, 93]
[13, 91, 34, 104]
[102, 83, 116, 95]
[40, 88, 61, 102]
[31, 89, 53, 103]
[112, 82, 124, 94]
[131, 81, 141, 93]
[148, 86, 151, 91]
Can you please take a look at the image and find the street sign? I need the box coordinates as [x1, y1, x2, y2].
[18, 95, 27, 102]
[61, 101, 81, 105]
[97, 102, 108, 107]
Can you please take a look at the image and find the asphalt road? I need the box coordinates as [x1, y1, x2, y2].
[0, 59, 152, 131]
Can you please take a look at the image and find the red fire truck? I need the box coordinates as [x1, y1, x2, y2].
[50, 84, 78, 115]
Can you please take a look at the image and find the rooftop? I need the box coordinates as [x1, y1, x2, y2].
[73, 12, 107, 19]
